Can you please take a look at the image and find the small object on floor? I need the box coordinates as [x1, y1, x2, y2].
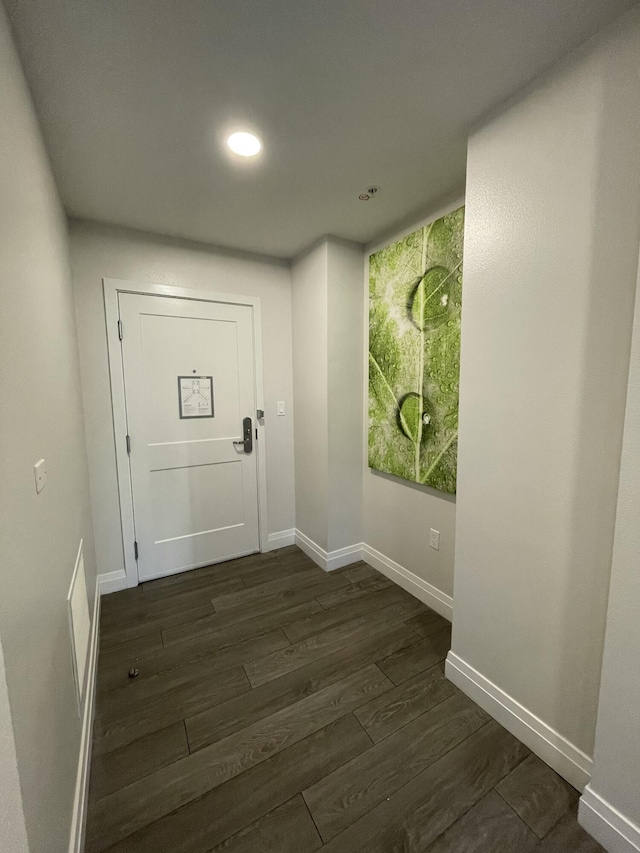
[128, 667, 139, 679]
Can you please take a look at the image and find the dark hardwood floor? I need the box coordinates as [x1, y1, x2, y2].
[86, 547, 603, 853]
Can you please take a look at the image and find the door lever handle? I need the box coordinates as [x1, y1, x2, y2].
[234, 417, 253, 453]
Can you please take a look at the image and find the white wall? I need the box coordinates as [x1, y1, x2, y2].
[292, 225, 457, 603]
[291, 243, 330, 550]
[0, 641, 29, 853]
[448, 5, 640, 785]
[292, 238, 364, 556]
[0, 5, 98, 851]
[363, 199, 462, 602]
[69, 220, 296, 580]
[328, 240, 364, 551]
[579, 251, 640, 851]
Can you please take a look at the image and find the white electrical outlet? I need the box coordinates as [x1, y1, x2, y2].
[277, 401, 286, 416]
[429, 528, 440, 550]
[34, 458, 47, 494]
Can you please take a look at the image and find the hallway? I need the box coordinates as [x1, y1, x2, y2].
[86, 549, 601, 852]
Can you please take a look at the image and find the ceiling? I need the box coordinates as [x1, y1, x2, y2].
[6, 0, 635, 259]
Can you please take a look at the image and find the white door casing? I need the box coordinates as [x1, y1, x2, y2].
[104, 279, 268, 588]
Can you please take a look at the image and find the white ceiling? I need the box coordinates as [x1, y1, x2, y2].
[6, 0, 635, 259]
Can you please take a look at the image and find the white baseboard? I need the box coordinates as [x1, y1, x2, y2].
[97, 537, 454, 619]
[264, 529, 296, 551]
[445, 651, 592, 791]
[579, 786, 640, 852]
[68, 580, 101, 853]
[362, 544, 453, 621]
[294, 530, 364, 572]
[292, 533, 454, 618]
[97, 569, 127, 595]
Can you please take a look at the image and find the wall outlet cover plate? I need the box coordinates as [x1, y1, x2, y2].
[34, 458, 47, 493]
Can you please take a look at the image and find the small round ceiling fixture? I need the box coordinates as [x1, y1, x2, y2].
[359, 185, 379, 201]
[227, 131, 262, 157]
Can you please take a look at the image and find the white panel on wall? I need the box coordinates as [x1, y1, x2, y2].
[67, 541, 90, 711]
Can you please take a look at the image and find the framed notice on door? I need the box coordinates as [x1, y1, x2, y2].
[178, 375, 214, 419]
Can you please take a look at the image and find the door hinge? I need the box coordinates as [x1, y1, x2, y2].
[126, 434, 131, 454]
[134, 541, 139, 560]
[117, 319, 123, 340]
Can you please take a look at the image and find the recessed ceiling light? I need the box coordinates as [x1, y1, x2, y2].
[227, 131, 262, 157]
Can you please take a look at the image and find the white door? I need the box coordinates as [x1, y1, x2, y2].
[118, 292, 260, 582]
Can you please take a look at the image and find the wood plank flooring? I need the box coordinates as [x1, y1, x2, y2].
[86, 546, 603, 853]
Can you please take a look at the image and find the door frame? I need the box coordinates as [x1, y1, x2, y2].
[103, 277, 269, 589]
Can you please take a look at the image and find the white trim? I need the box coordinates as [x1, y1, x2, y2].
[362, 544, 453, 620]
[68, 579, 101, 853]
[579, 786, 640, 853]
[251, 302, 269, 556]
[67, 541, 90, 714]
[103, 277, 269, 587]
[265, 529, 297, 551]
[97, 569, 130, 595]
[445, 651, 592, 791]
[292, 533, 455, 617]
[103, 282, 137, 588]
[294, 530, 364, 572]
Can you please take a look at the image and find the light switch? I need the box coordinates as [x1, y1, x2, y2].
[277, 401, 286, 416]
[429, 528, 440, 550]
[34, 458, 47, 494]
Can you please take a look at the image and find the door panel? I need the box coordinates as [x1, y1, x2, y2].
[142, 314, 241, 440]
[119, 293, 260, 582]
[150, 461, 245, 542]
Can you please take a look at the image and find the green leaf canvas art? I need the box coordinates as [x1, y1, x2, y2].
[368, 206, 464, 493]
